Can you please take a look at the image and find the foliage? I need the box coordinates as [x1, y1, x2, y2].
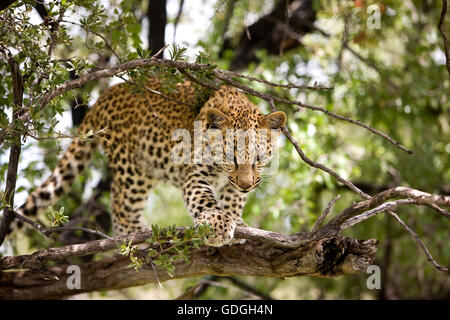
[118, 223, 212, 277]
[0, 0, 449, 299]
[46, 206, 69, 227]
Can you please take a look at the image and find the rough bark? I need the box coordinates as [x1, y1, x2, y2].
[1, 186, 447, 299]
[0, 230, 377, 300]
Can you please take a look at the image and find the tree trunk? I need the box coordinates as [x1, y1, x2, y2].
[147, 0, 167, 58]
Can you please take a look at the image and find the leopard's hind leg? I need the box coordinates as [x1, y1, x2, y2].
[110, 166, 154, 236]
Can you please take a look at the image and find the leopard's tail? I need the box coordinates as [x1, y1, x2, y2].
[7, 116, 99, 235]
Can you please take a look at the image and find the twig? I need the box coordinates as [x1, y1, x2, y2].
[438, 0, 450, 76]
[341, 197, 449, 230]
[151, 44, 170, 59]
[62, 20, 122, 63]
[221, 69, 334, 90]
[179, 69, 220, 90]
[268, 98, 369, 198]
[11, 210, 111, 239]
[29, 5, 67, 103]
[343, 44, 399, 90]
[312, 194, 341, 232]
[387, 211, 448, 272]
[149, 258, 163, 288]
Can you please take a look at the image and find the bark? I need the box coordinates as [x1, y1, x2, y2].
[221, 0, 316, 70]
[0, 230, 377, 299]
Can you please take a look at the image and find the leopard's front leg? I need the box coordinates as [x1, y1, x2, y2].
[219, 185, 248, 244]
[182, 165, 235, 247]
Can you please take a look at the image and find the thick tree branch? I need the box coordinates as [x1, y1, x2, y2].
[1, 185, 448, 298]
[0, 231, 377, 299]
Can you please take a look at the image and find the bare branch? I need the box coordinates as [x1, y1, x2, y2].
[176, 276, 216, 300]
[268, 98, 369, 198]
[62, 20, 122, 63]
[327, 187, 450, 230]
[313, 187, 450, 272]
[179, 69, 220, 90]
[340, 198, 419, 229]
[11, 210, 111, 239]
[312, 194, 341, 233]
[221, 69, 334, 90]
[387, 211, 448, 272]
[29, 5, 67, 101]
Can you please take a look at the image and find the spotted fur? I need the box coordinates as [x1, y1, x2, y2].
[11, 79, 286, 247]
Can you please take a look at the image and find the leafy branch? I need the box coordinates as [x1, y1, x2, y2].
[118, 224, 212, 277]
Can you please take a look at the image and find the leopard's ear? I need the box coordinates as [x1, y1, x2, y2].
[261, 111, 287, 129]
[206, 108, 230, 129]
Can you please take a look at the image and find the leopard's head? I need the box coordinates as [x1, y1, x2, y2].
[204, 90, 286, 193]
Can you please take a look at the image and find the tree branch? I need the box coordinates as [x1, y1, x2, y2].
[11, 210, 111, 240]
[0, 229, 377, 299]
[1, 185, 448, 298]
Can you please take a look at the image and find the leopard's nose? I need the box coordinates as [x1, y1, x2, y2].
[236, 164, 253, 191]
[237, 178, 252, 191]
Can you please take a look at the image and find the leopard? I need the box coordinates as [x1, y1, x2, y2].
[10, 79, 286, 247]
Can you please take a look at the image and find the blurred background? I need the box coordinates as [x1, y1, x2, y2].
[0, 0, 449, 299]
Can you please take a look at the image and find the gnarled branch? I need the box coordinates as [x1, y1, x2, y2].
[0, 228, 377, 300]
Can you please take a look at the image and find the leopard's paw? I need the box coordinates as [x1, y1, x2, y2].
[195, 210, 236, 247]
